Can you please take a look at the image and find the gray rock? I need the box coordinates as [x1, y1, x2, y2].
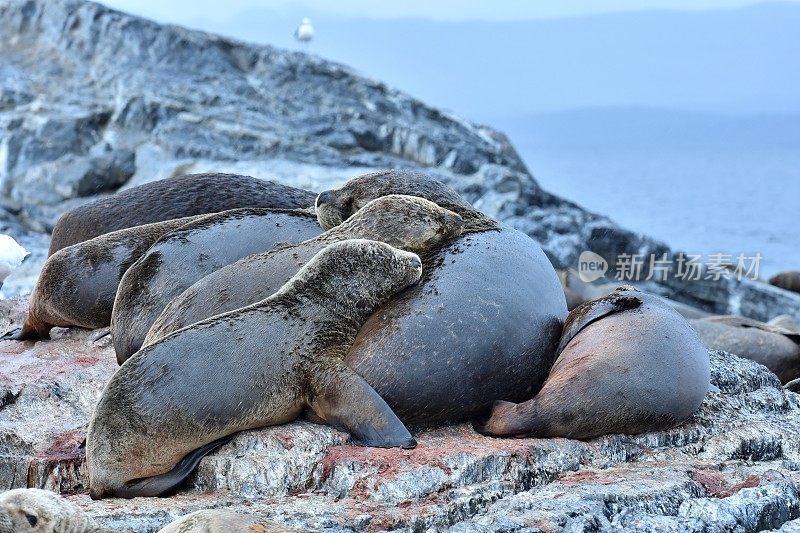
[5, 0, 794, 324]
[1, 301, 800, 531]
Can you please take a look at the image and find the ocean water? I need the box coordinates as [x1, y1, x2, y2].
[493, 110, 800, 278]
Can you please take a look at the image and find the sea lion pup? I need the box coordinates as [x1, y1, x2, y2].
[158, 510, 312, 533]
[475, 287, 711, 439]
[49, 173, 317, 255]
[88, 240, 422, 500]
[0, 488, 98, 533]
[769, 271, 800, 294]
[1, 216, 199, 342]
[144, 195, 463, 345]
[690, 315, 800, 383]
[315, 169, 567, 426]
[111, 208, 322, 364]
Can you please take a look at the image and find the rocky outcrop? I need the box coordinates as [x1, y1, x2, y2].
[1, 0, 797, 320]
[0, 299, 799, 531]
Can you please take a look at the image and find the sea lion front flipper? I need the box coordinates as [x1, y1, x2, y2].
[96, 435, 233, 499]
[557, 286, 643, 354]
[308, 362, 416, 449]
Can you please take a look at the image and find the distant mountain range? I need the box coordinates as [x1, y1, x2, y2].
[187, 2, 800, 121]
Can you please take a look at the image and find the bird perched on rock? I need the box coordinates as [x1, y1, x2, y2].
[0, 234, 28, 292]
[294, 17, 314, 48]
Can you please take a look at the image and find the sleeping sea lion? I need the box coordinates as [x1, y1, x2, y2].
[48, 173, 317, 255]
[475, 287, 711, 439]
[111, 208, 322, 363]
[315, 169, 567, 426]
[144, 194, 463, 345]
[691, 315, 800, 383]
[2, 216, 198, 341]
[87, 240, 422, 499]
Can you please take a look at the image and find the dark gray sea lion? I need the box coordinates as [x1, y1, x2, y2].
[87, 240, 422, 500]
[111, 208, 322, 364]
[475, 287, 710, 439]
[48, 173, 317, 255]
[2, 216, 199, 341]
[158, 510, 313, 533]
[769, 271, 800, 294]
[144, 195, 463, 345]
[691, 315, 800, 383]
[316, 169, 567, 426]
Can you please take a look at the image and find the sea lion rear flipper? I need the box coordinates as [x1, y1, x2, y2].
[308, 363, 416, 449]
[101, 435, 232, 499]
[1, 323, 46, 342]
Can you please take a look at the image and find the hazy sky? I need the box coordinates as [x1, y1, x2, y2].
[102, 0, 799, 22]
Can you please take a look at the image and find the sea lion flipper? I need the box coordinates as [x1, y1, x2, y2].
[1, 323, 45, 342]
[93, 435, 232, 499]
[308, 363, 416, 449]
[0, 328, 22, 341]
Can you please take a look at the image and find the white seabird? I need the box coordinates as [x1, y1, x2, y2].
[0, 234, 29, 291]
[294, 17, 314, 48]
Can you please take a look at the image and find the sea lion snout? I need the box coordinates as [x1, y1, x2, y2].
[315, 190, 346, 230]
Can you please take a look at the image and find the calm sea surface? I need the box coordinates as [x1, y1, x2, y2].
[495, 111, 800, 278]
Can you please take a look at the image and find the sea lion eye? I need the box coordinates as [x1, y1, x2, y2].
[25, 513, 38, 527]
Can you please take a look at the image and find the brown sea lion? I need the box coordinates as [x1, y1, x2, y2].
[88, 240, 422, 499]
[475, 287, 711, 439]
[0, 488, 97, 533]
[315, 169, 567, 426]
[144, 195, 463, 345]
[111, 208, 322, 364]
[48, 173, 317, 256]
[558, 269, 711, 318]
[1, 216, 199, 342]
[158, 510, 313, 533]
[769, 271, 800, 294]
[691, 315, 800, 383]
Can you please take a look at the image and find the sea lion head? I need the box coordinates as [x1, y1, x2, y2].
[290, 239, 423, 321]
[0, 488, 95, 533]
[315, 169, 476, 230]
[336, 194, 464, 253]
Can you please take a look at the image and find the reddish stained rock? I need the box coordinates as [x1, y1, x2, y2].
[691, 469, 762, 498]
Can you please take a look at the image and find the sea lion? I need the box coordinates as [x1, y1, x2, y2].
[144, 195, 463, 345]
[2, 216, 199, 341]
[316, 169, 567, 426]
[88, 240, 422, 499]
[111, 208, 322, 364]
[158, 510, 312, 533]
[690, 315, 800, 383]
[0, 488, 97, 533]
[48, 173, 317, 256]
[768, 314, 800, 334]
[769, 271, 800, 294]
[475, 287, 711, 439]
[558, 269, 711, 318]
